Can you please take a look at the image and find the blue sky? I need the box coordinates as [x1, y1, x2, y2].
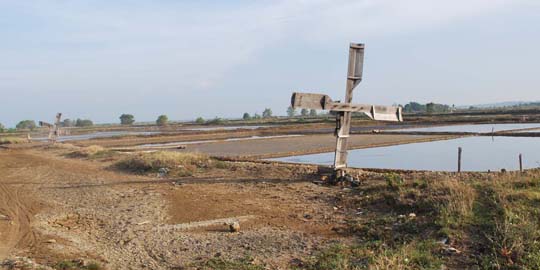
[1, 0, 539, 127]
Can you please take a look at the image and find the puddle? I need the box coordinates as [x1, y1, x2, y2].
[270, 136, 540, 172]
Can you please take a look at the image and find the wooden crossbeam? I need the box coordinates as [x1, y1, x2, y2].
[291, 92, 402, 121]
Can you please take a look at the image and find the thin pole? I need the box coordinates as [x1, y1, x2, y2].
[458, 147, 462, 173]
[519, 153, 523, 173]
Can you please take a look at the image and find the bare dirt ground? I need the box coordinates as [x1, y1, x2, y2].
[0, 147, 353, 269]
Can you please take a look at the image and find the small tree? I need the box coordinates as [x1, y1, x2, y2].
[119, 114, 135, 125]
[156, 115, 168, 126]
[242, 113, 251, 120]
[62, 119, 74, 127]
[195, 117, 205, 124]
[309, 109, 317, 116]
[253, 113, 262, 119]
[287, 106, 296, 117]
[0, 123, 4, 132]
[16, 120, 37, 130]
[75, 119, 93, 127]
[300, 108, 309, 116]
[262, 108, 272, 118]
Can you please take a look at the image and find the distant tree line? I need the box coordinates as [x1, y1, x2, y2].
[403, 102, 451, 114]
[286, 106, 318, 117]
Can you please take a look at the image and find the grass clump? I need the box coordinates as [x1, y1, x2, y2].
[116, 151, 215, 176]
[300, 242, 442, 270]
[0, 137, 26, 145]
[54, 260, 102, 270]
[193, 257, 264, 270]
[68, 145, 113, 159]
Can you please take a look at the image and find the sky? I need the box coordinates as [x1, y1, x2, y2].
[1, 0, 539, 127]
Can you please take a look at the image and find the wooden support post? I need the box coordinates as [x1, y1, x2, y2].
[458, 147, 462, 173]
[519, 153, 523, 173]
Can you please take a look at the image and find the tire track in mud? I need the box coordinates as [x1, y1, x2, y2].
[0, 183, 36, 259]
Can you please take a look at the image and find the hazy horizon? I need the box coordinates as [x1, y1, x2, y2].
[1, 0, 539, 127]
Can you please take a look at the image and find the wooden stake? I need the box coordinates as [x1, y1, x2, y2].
[458, 147, 462, 173]
[519, 153, 523, 173]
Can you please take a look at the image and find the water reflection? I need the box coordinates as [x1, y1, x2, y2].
[270, 136, 540, 172]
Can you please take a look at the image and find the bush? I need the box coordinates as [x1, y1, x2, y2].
[16, 120, 37, 130]
[156, 115, 168, 126]
[0, 123, 4, 132]
[119, 114, 135, 125]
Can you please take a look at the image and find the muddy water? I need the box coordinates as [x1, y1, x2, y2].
[394, 123, 540, 133]
[270, 136, 540, 172]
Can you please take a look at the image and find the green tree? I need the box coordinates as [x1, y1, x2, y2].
[242, 113, 251, 120]
[309, 109, 317, 116]
[156, 115, 169, 126]
[287, 106, 296, 117]
[300, 108, 309, 116]
[253, 113, 262, 119]
[62, 119, 74, 127]
[119, 114, 135, 125]
[16, 120, 37, 130]
[75, 119, 93, 127]
[195, 117, 205, 124]
[0, 123, 4, 132]
[426, 102, 435, 114]
[262, 108, 273, 118]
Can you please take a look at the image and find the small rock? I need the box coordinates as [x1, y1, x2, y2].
[0, 214, 9, 220]
[443, 247, 461, 255]
[229, 221, 240, 232]
[409, 213, 417, 218]
[46, 239, 57, 244]
[333, 207, 338, 211]
[398, 214, 406, 219]
[303, 214, 313, 220]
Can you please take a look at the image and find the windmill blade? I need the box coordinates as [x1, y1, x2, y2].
[291, 92, 332, 110]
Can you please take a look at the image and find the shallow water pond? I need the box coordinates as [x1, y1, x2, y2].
[270, 136, 540, 172]
[395, 123, 540, 133]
